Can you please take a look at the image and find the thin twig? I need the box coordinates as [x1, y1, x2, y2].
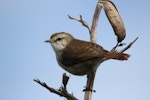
[68, 15, 91, 34]
[118, 37, 138, 53]
[34, 78, 78, 100]
[111, 42, 126, 51]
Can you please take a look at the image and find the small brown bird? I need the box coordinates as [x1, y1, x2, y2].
[45, 32, 130, 76]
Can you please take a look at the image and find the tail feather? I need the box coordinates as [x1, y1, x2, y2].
[105, 51, 130, 60]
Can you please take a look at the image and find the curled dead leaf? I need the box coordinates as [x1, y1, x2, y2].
[100, 0, 126, 43]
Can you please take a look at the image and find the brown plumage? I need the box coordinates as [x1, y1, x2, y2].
[45, 32, 130, 75]
[61, 38, 130, 67]
[104, 51, 130, 60]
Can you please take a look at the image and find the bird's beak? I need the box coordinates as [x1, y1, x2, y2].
[44, 39, 52, 43]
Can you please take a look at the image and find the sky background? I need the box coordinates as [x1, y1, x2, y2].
[0, 0, 150, 100]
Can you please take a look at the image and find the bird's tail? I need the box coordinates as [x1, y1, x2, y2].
[104, 51, 130, 60]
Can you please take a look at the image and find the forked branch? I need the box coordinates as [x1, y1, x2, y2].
[34, 73, 78, 100]
[68, 15, 91, 34]
[68, 0, 102, 43]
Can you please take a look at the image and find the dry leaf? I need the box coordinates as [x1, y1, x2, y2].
[100, 0, 126, 43]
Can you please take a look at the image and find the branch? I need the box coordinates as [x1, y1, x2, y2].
[118, 37, 138, 53]
[84, 0, 103, 100]
[84, 72, 96, 100]
[68, 15, 91, 34]
[90, 0, 102, 43]
[34, 73, 78, 100]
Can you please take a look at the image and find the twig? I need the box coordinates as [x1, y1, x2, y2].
[34, 75, 78, 100]
[111, 42, 126, 51]
[118, 37, 138, 53]
[62, 73, 70, 91]
[68, 15, 91, 34]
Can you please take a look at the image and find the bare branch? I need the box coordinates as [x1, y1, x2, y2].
[34, 77, 78, 100]
[118, 37, 138, 53]
[68, 15, 91, 33]
[90, 0, 102, 43]
[84, 0, 103, 100]
[84, 72, 96, 100]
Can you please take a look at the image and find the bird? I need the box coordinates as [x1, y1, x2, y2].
[45, 32, 130, 76]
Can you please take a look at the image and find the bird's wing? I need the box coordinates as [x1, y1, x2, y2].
[61, 39, 108, 66]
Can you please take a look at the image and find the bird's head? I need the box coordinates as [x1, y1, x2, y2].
[45, 32, 74, 53]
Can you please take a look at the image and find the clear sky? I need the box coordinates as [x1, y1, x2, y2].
[0, 0, 150, 100]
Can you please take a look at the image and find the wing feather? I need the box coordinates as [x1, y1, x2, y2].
[61, 39, 108, 66]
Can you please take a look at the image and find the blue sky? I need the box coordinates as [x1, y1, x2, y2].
[0, 0, 150, 100]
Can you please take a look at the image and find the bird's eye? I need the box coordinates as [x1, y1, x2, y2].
[57, 38, 62, 41]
